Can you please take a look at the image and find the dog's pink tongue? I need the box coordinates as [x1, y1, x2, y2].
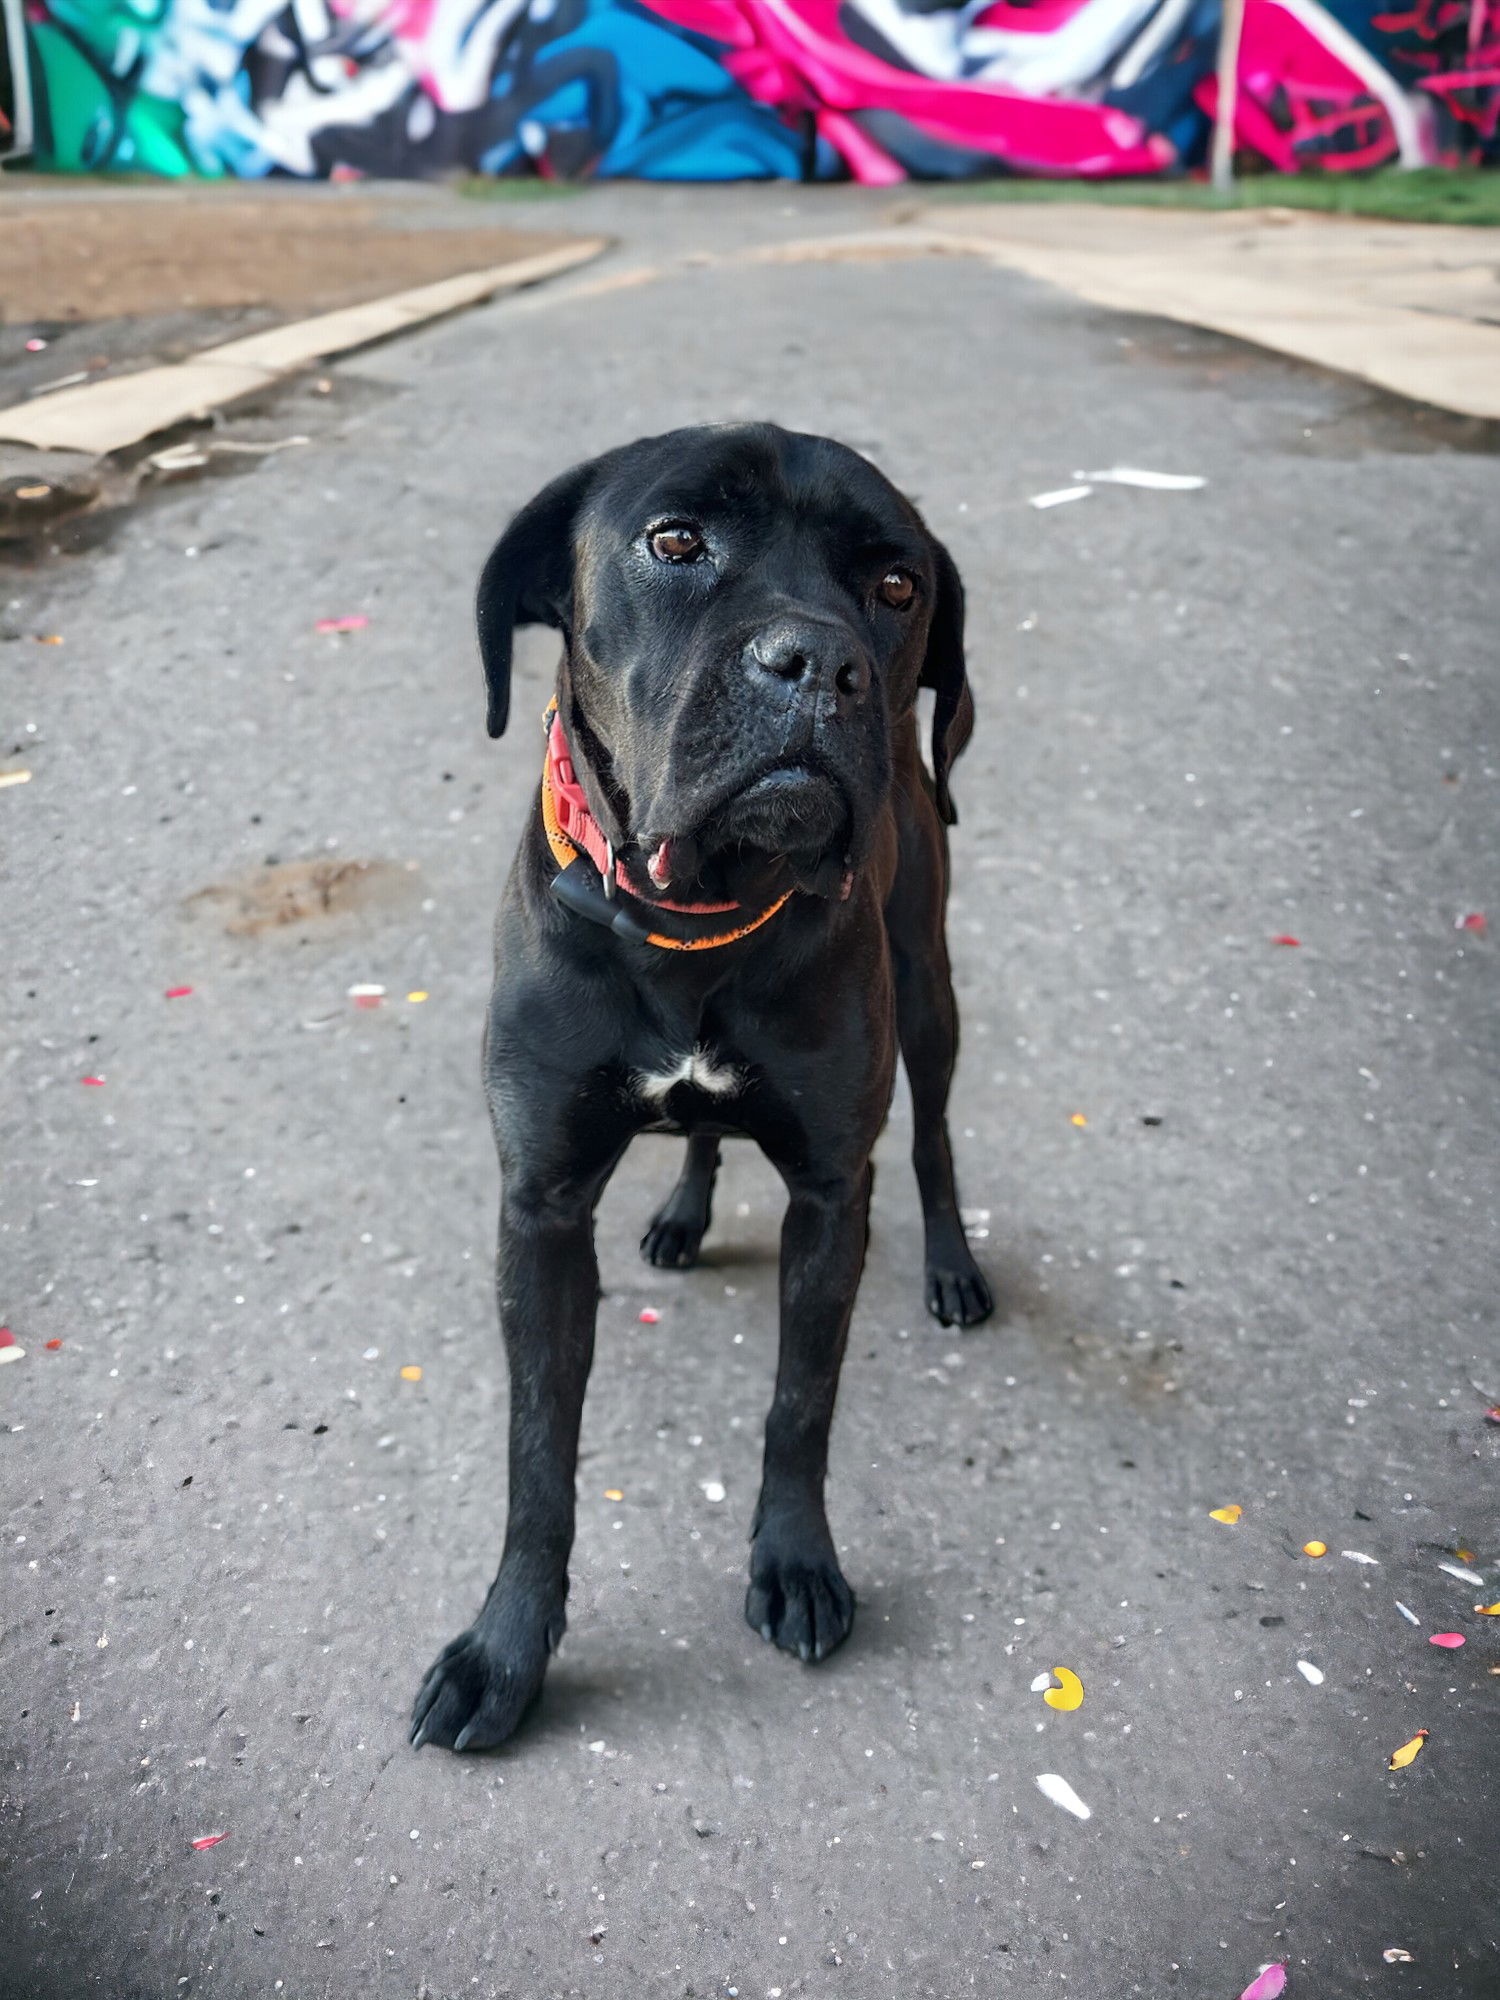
[647, 840, 673, 891]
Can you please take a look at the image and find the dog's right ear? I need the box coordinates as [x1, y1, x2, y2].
[477, 458, 598, 739]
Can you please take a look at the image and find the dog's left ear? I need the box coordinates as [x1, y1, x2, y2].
[920, 537, 975, 826]
[477, 458, 599, 739]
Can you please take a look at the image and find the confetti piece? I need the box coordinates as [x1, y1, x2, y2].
[164, 985, 194, 999]
[1070, 1113, 1087, 1128]
[0, 769, 33, 788]
[399, 1365, 423, 1382]
[1485, 1408, 1500, 1425]
[1456, 912, 1486, 934]
[348, 983, 385, 998]
[1034, 1773, 1091, 1820]
[638, 1308, 660, 1324]
[1029, 1672, 1053, 1693]
[1296, 1660, 1324, 1685]
[1271, 934, 1301, 947]
[1341, 1550, 1379, 1565]
[25, 337, 48, 351]
[1395, 1601, 1420, 1626]
[0, 1342, 21, 1366]
[406, 991, 428, 1003]
[603, 1489, 623, 1502]
[1475, 1602, 1500, 1616]
[315, 615, 369, 633]
[0, 1328, 14, 1347]
[1072, 466, 1207, 492]
[1428, 1632, 1465, 1649]
[700, 1479, 726, 1504]
[81, 1075, 105, 1087]
[1438, 1561, 1485, 1585]
[16, 484, 51, 501]
[1387, 1730, 1427, 1770]
[1042, 1667, 1084, 1712]
[45, 1338, 62, 1351]
[1455, 1548, 1476, 1562]
[1238, 1965, 1287, 2000]
[1209, 1505, 1243, 1525]
[1382, 1949, 1414, 1964]
[191, 1833, 229, 1851]
[34, 634, 64, 645]
[1302, 1540, 1327, 1558]
[1029, 485, 1092, 510]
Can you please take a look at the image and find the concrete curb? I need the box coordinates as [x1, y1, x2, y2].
[0, 236, 608, 456]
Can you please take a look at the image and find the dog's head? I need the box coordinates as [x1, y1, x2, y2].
[477, 423, 973, 906]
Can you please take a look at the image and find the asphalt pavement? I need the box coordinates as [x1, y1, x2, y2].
[3, 185, 1498, 2000]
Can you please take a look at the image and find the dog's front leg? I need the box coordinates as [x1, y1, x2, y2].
[411, 1169, 606, 1752]
[746, 1161, 872, 1662]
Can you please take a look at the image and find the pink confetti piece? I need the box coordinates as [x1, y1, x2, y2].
[1428, 1632, 1465, 1649]
[638, 1308, 660, 1324]
[81, 1075, 105, 1087]
[315, 615, 369, 634]
[0, 1328, 16, 1348]
[1456, 912, 1486, 934]
[191, 1833, 228, 1851]
[1239, 1965, 1287, 2000]
[1271, 934, 1301, 948]
[25, 337, 48, 352]
[164, 985, 194, 999]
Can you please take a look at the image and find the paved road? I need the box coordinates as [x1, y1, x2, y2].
[3, 186, 1497, 2000]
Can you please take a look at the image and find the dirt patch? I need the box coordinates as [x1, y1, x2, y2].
[182, 858, 420, 937]
[1, 191, 580, 326]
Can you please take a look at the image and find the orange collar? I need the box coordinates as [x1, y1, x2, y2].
[540, 700, 792, 952]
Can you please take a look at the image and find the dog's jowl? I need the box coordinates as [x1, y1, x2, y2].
[411, 423, 992, 1753]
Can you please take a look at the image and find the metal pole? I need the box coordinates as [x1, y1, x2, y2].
[1211, 0, 1246, 194]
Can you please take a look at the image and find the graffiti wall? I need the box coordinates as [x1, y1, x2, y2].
[20, 0, 1500, 181]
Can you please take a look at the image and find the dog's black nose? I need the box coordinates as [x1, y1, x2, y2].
[748, 622, 870, 702]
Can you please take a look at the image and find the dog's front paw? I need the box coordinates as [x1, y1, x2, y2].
[925, 1248, 994, 1328]
[409, 1623, 551, 1753]
[746, 1538, 855, 1663]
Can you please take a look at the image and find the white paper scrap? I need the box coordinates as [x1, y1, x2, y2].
[1296, 1660, 1325, 1685]
[1035, 1773, 1092, 1821]
[1073, 467, 1207, 491]
[1029, 485, 1092, 510]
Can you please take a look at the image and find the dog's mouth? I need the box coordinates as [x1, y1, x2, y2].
[628, 762, 852, 906]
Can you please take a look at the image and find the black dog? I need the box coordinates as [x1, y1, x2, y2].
[411, 422, 992, 1753]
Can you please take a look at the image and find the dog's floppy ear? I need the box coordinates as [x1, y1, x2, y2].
[477, 458, 598, 739]
[920, 536, 975, 827]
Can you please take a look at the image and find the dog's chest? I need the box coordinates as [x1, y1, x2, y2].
[633, 1045, 743, 1110]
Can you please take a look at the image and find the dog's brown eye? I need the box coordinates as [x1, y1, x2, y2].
[879, 569, 915, 608]
[650, 525, 703, 563]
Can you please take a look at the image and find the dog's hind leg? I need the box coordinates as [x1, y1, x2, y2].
[887, 779, 994, 1329]
[641, 1132, 720, 1269]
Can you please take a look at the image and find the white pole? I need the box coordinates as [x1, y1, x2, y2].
[1211, 0, 1246, 194]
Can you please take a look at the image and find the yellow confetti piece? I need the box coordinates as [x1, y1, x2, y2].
[603, 1489, 624, 1502]
[1455, 1548, 1475, 1563]
[1070, 1113, 1088, 1128]
[1042, 1666, 1084, 1712]
[0, 769, 33, 789]
[1302, 1540, 1328, 1558]
[1475, 1602, 1500, 1616]
[1209, 1504, 1243, 1525]
[399, 1365, 423, 1382]
[1387, 1729, 1428, 1771]
[407, 990, 429, 1003]
[34, 634, 64, 645]
[16, 484, 51, 500]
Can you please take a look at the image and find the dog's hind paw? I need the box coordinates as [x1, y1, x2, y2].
[925, 1252, 994, 1329]
[746, 1547, 855, 1663]
[640, 1210, 706, 1270]
[409, 1625, 549, 1753]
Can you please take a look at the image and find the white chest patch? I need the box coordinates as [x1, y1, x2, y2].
[635, 1047, 743, 1105]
